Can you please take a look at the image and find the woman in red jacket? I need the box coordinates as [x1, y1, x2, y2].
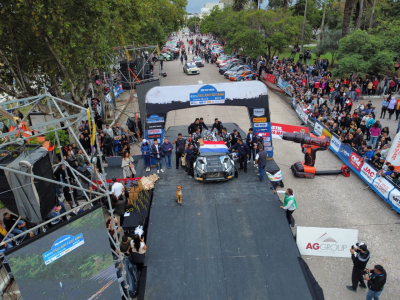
[372, 78, 379, 95]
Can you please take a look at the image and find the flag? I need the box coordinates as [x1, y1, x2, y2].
[157, 45, 160, 57]
[87, 108, 91, 133]
[200, 141, 229, 154]
[91, 119, 96, 146]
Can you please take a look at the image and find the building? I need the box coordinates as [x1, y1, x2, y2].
[201, 2, 225, 15]
[219, 0, 233, 5]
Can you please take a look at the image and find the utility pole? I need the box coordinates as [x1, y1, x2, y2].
[300, 0, 308, 55]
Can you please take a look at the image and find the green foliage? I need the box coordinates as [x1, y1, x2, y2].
[201, 7, 306, 59]
[45, 127, 69, 154]
[291, 0, 322, 31]
[187, 17, 201, 33]
[334, 30, 394, 76]
[315, 29, 341, 65]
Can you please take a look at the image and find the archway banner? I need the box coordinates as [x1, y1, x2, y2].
[144, 81, 273, 157]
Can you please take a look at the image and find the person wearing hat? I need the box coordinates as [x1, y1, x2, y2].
[346, 242, 370, 292]
[140, 139, 151, 172]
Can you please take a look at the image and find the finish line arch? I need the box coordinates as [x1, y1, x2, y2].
[144, 81, 273, 158]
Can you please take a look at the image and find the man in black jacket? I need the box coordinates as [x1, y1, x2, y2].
[172, 133, 187, 169]
[184, 144, 195, 177]
[230, 138, 249, 173]
[364, 264, 386, 299]
[199, 117, 208, 132]
[346, 242, 370, 292]
[211, 118, 223, 134]
[230, 129, 241, 147]
[188, 118, 200, 135]
[246, 128, 257, 164]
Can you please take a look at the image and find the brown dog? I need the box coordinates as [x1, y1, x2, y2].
[175, 186, 183, 205]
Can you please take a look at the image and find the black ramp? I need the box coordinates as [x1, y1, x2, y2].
[144, 125, 319, 300]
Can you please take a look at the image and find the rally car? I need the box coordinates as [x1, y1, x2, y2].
[219, 61, 240, 74]
[193, 56, 205, 67]
[229, 70, 258, 81]
[219, 58, 239, 68]
[192, 132, 238, 182]
[224, 65, 251, 79]
[183, 62, 200, 75]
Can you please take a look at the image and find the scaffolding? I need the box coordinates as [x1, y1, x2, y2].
[0, 93, 132, 299]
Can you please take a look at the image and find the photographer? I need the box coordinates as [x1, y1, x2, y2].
[346, 242, 370, 292]
[364, 265, 386, 300]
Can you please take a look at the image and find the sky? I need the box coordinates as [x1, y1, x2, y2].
[186, 0, 268, 14]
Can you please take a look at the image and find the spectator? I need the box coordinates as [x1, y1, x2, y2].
[362, 146, 374, 161]
[111, 178, 124, 198]
[150, 138, 163, 174]
[184, 143, 195, 178]
[3, 213, 27, 238]
[104, 124, 114, 138]
[172, 133, 187, 169]
[132, 234, 147, 254]
[369, 123, 381, 149]
[119, 235, 132, 256]
[229, 138, 249, 173]
[346, 242, 370, 292]
[377, 165, 394, 177]
[121, 133, 130, 153]
[273, 188, 298, 227]
[161, 138, 173, 169]
[121, 151, 135, 178]
[141, 140, 151, 172]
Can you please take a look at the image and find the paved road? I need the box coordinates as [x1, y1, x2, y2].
[159, 35, 400, 300]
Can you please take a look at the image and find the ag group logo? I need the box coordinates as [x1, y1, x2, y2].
[349, 152, 363, 172]
[305, 233, 347, 252]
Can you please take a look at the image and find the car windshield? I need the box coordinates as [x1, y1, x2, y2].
[230, 66, 240, 71]
[193, 57, 202, 61]
[187, 63, 197, 68]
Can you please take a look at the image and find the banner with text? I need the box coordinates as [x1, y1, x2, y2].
[271, 122, 309, 139]
[296, 226, 358, 258]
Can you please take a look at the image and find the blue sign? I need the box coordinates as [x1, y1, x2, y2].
[338, 144, 351, 161]
[147, 115, 165, 124]
[190, 85, 225, 106]
[253, 122, 273, 158]
[43, 234, 84, 265]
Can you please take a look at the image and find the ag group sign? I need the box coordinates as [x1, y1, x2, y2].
[296, 226, 358, 258]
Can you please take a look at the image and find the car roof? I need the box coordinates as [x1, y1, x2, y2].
[186, 62, 197, 66]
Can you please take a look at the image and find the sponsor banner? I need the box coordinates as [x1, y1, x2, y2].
[277, 77, 294, 96]
[314, 122, 323, 136]
[349, 152, 363, 172]
[338, 144, 352, 162]
[253, 117, 267, 123]
[330, 135, 341, 152]
[373, 177, 395, 199]
[385, 132, 400, 172]
[257, 132, 270, 137]
[296, 226, 358, 258]
[322, 128, 331, 138]
[263, 142, 272, 146]
[148, 129, 162, 135]
[148, 124, 163, 129]
[307, 118, 316, 131]
[389, 189, 400, 210]
[253, 108, 265, 117]
[271, 122, 309, 139]
[254, 122, 269, 128]
[105, 83, 124, 103]
[190, 85, 225, 105]
[360, 163, 377, 184]
[147, 115, 165, 124]
[262, 72, 275, 84]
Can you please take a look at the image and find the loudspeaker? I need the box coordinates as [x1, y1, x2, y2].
[0, 148, 57, 223]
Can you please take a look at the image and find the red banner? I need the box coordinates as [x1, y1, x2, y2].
[271, 123, 309, 139]
[262, 72, 275, 84]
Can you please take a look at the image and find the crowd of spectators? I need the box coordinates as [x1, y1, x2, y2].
[266, 53, 400, 186]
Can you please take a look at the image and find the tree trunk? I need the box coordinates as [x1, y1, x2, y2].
[355, 0, 364, 29]
[369, 0, 377, 29]
[341, 0, 354, 37]
[319, 0, 328, 42]
[300, 0, 308, 54]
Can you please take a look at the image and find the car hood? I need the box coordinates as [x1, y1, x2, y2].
[196, 155, 232, 173]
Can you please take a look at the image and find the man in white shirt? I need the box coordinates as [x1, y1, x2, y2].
[111, 177, 124, 198]
[104, 124, 114, 138]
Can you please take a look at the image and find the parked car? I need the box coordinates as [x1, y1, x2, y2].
[156, 53, 173, 61]
[219, 62, 240, 74]
[219, 58, 239, 68]
[192, 56, 205, 67]
[229, 70, 258, 81]
[183, 62, 200, 75]
[224, 65, 251, 79]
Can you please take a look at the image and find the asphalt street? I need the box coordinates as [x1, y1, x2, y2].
[159, 35, 400, 300]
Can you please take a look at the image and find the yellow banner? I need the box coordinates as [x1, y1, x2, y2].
[253, 117, 267, 123]
[87, 108, 91, 133]
[91, 119, 96, 146]
[157, 45, 160, 57]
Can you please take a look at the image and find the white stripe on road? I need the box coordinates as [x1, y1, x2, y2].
[198, 80, 203, 84]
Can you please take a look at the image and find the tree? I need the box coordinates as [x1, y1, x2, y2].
[335, 29, 394, 76]
[0, 0, 187, 117]
[342, 0, 355, 37]
[268, 0, 293, 11]
[187, 17, 201, 32]
[233, 0, 248, 11]
[291, 0, 322, 33]
[315, 29, 341, 66]
[354, 0, 364, 29]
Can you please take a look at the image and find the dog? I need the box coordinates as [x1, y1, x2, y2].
[175, 186, 183, 205]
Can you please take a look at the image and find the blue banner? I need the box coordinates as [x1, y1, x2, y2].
[190, 85, 225, 106]
[43, 234, 85, 265]
[252, 121, 273, 158]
